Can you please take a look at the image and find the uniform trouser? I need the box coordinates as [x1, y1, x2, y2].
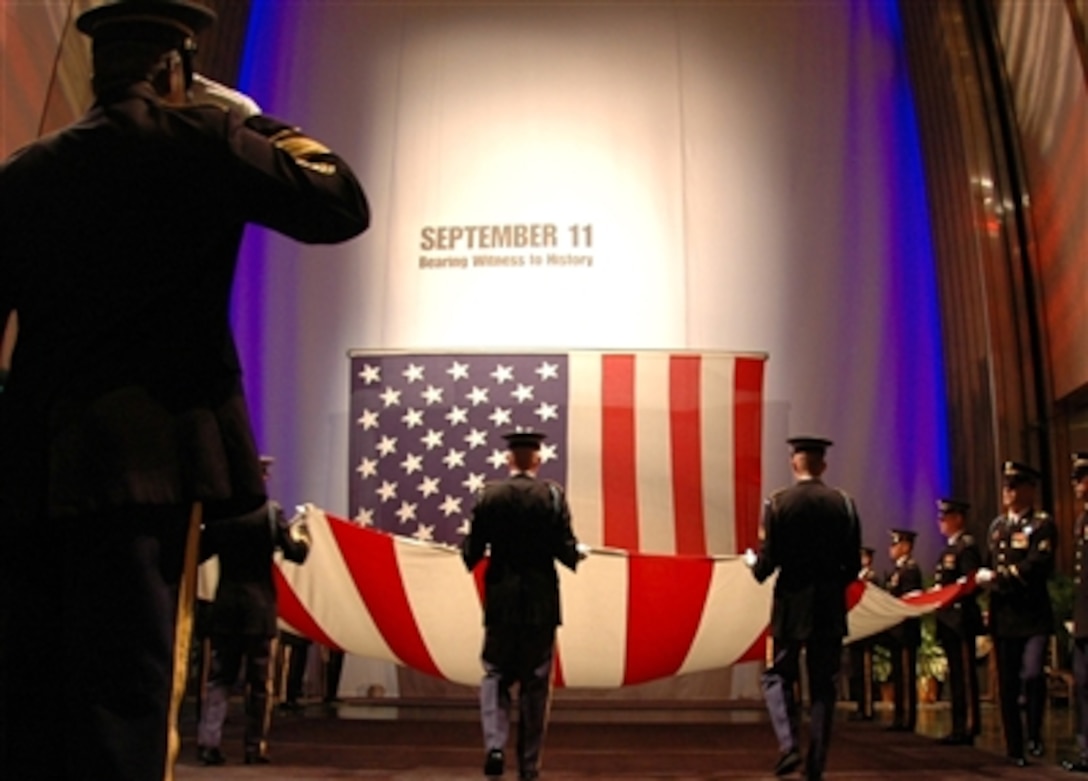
[279, 633, 311, 703]
[0, 504, 199, 781]
[480, 624, 556, 776]
[1074, 638, 1088, 760]
[325, 648, 345, 701]
[198, 633, 275, 755]
[993, 633, 1047, 757]
[847, 641, 874, 717]
[761, 636, 842, 779]
[938, 626, 979, 737]
[888, 641, 918, 729]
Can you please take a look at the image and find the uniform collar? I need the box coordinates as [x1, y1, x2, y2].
[93, 80, 161, 108]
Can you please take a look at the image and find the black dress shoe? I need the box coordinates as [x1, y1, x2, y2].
[244, 750, 271, 765]
[484, 748, 505, 776]
[197, 746, 226, 766]
[519, 771, 539, 781]
[1063, 759, 1088, 773]
[1009, 756, 1028, 767]
[774, 748, 802, 776]
[1028, 740, 1045, 757]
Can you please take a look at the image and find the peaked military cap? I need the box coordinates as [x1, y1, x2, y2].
[77, 0, 216, 38]
[1073, 452, 1088, 481]
[889, 528, 917, 545]
[502, 430, 546, 450]
[259, 454, 276, 466]
[861, 546, 875, 557]
[786, 436, 832, 454]
[937, 497, 970, 515]
[1002, 460, 1041, 485]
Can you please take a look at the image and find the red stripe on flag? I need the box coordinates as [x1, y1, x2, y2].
[274, 567, 343, 650]
[738, 626, 770, 663]
[328, 521, 443, 678]
[624, 553, 713, 685]
[552, 643, 566, 687]
[845, 579, 866, 610]
[470, 557, 489, 604]
[733, 357, 764, 553]
[601, 354, 639, 550]
[904, 580, 966, 609]
[669, 355, 705, 555]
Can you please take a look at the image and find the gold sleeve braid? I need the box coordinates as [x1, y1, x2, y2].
[268, 129, 337, 175]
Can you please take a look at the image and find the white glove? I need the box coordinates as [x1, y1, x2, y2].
[742, 548, 757, 568]
[975, 567, 994, 584]
[575, 542, 592, 559]
[190, 73, 262, 117]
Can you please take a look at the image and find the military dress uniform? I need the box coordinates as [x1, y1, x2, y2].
[985, 462, 1056, 764]
[0, 2, 368, 775]
[932, 500, 982, 745]
[462, 431, 582, 781]
[1062, 454, 1088, 773]
[197, 500, 311, 765]
[750, 437, 861, 781]
[883, 530, 923, 732]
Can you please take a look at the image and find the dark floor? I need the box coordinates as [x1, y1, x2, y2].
[175, 692, 1088, 780]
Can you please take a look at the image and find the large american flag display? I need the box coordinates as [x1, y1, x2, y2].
[347, 350, 766, 555]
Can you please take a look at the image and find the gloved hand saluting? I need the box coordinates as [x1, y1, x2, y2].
[190, 73, 262, 117]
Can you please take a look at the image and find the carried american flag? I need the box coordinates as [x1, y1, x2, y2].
[274, 507, 972, 687]
[348, 350, 767, 554]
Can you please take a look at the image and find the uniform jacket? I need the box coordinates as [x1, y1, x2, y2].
[883, 556, 923, 647]
[462, 473, 581, 627]
[1072, 509, 1088, 638]
[986, 509, 1056, 637]
[934, 531, 983, 637]
[202, 501, 310, 637]
[0, 82, 369, 523]
[751, 478, 862, 640]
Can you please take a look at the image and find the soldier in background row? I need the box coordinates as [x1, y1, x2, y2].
[1062, 453, 1088, 774]
[976, 461, 1056, 768]
[931, 498, 982, 747]
[882, 529, 923, 733]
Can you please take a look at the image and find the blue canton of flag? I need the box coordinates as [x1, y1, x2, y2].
[348, 352, 569, 544]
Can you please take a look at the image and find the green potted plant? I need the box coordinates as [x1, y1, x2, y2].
[872, 642, 893, 702]
[916, 617, 947, 703]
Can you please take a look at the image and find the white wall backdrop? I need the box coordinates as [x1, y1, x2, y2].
[234, 0, 949, 571]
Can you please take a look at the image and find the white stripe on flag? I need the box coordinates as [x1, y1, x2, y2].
[557, 552, 629, 687]
[702, 355, 737, 555]
[567, 352, 604, 548]
[396, 539, 485, 685]
[635, 353, 675, 554]
[280, 508, 398, 662]
[846, 582, 934, 643]
[677, 558, 773, 675]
